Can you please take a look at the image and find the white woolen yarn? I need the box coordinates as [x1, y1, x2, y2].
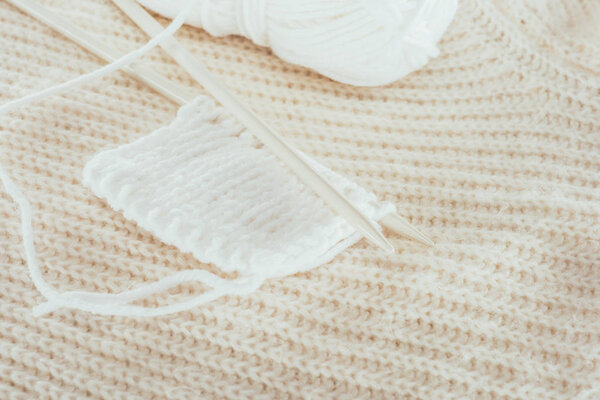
[28, 95, 395, 316]
[136, 0, 458, 86]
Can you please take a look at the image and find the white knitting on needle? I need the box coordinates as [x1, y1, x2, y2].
[7, 0, 433, 249]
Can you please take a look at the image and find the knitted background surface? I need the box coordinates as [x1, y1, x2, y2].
[0, 0, 599, 399]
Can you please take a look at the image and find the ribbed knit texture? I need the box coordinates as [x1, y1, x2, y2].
[1, 0, 599, 399]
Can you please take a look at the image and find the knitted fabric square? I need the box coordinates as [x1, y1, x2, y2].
[83, 96, 395, 284]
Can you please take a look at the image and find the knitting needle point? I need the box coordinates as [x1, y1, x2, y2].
[110, 0, 397, 253]
[9, 0, 428, 250]
[380, 213, 434, 247]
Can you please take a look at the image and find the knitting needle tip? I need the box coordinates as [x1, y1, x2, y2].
[381, 213, 434, 247]
[367, 231, 396, 254]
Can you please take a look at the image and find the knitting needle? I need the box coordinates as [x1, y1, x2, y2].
[7, 0, 433, 248]
[111, 0, 396, 253]
[116, 0, 397, 253]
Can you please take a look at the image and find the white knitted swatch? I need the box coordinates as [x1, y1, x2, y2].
[83, 96, 395, 285]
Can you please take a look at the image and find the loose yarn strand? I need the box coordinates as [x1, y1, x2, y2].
[0, 0, 196, 115]
[0, 165, 61, 302]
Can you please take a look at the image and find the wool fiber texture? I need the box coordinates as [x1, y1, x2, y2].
[0, 0, 599, 399]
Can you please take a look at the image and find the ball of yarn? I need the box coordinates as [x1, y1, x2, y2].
[137, 0, 457, 86]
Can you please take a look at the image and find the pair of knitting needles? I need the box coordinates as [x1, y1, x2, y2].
[7, 0, 434, 252]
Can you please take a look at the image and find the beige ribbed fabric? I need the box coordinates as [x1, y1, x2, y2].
[1, 0, 599, 398]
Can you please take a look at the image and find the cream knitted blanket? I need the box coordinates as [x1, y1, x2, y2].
[1, 0, 599, 399]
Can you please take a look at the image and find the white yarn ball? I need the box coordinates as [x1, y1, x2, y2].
[136, 0, 457, 86]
